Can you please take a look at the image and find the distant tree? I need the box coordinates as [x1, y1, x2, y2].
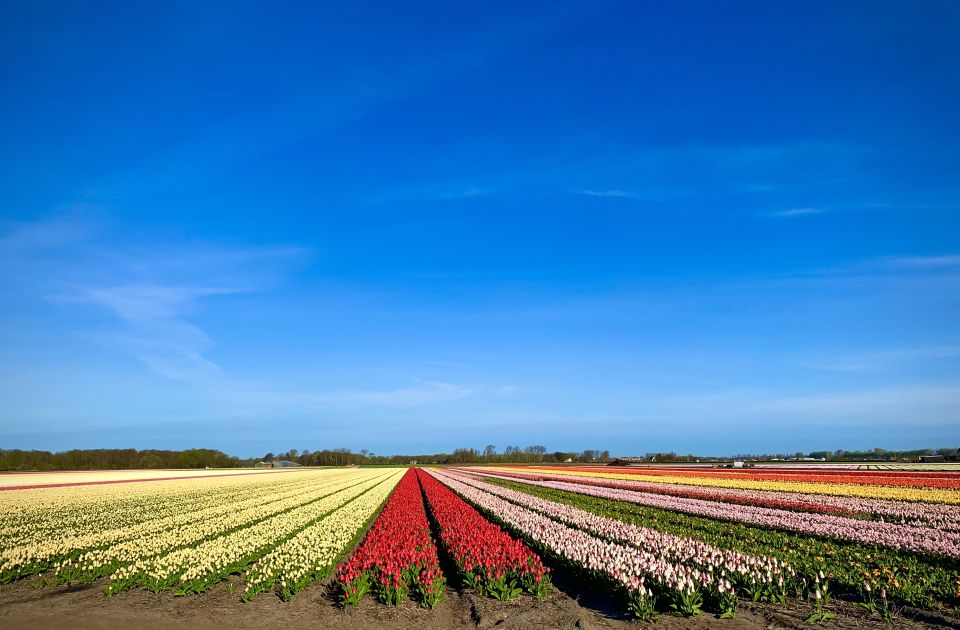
[484, 444, 496, 461]
[138, 454, 164, 468]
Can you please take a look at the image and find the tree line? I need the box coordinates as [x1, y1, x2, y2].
[0, 448, 240, 471]
[259, 445, 612, 466]
[729, 447, 960, 462]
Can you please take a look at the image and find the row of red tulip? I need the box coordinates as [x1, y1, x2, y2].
[416, 469, 551, 600]
[335, 469, 445, 608]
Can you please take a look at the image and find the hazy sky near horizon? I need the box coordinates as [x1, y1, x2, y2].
[1, 1, 959, 457]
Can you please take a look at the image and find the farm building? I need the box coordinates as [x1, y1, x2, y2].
[255, 460, 302, 468]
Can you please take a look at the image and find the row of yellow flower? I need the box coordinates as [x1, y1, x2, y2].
[243, 469, 404, 600]
[108, 469, 401, 594]
[0, 467, 283, 490]
[492, 467, 960, 504]
[52, 471, 379, 584]
[0, 470, 336, 549]
[0, 469, 364, 582]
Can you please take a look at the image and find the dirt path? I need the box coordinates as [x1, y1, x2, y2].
[0, 575, 954, 630]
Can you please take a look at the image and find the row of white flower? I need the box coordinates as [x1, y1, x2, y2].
[0, 470, 327, 547]
[48, 471, 376, 585]
[428, 469, 790, 612]
[107, 470, 398, 594]
[0, 470, 359, 582]
[244, 469, 404, 600]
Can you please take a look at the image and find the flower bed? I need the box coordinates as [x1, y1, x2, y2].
[334, 469, 445, 608]
[416, 469, 549, 600]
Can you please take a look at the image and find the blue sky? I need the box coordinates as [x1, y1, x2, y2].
[1, 1, 958, 457]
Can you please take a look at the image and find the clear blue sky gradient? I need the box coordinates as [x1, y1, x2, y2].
[1, 1, 958, 457]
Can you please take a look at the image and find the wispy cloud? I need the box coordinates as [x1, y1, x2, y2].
[53, 284, 251, 383]
[880, 255, 960, 270]
[202, 378, 477, 413]
[771, 207, 822, 217]
[2, 215, 308, 384]
[348, 380, 475, 405]
[0, 212, 99, 255]
[801, 344, 960, 373]
[9, 216, 477, 408]
[66, 285, 241, 321]
[580, 189, 640, 199]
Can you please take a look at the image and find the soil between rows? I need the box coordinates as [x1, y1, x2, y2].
[0, 573, 955, 630]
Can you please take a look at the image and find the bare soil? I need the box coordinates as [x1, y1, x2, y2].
[0, 575, 956, 630]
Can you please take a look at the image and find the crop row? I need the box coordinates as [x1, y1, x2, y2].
[335, 469, 445, 608]
[417, 469, 550, 600]
[0, 471, 326, 546]
[480, 473, 960, 611]
[241, 469, 404, 600]
[46, 471, 385, 586]
[428, 468, 795, 618]
[493, 466, 960, 504]
[537, 465, 960, 488]
[476, 468, 854, 516]
[1, 470, 362, 584]
[445, 470, 795, 610]
[472, 468, 960, 531]
[473, 471, 960, 558]
[107, 470, 400, 594]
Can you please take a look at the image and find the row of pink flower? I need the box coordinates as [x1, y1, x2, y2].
[446, 470, 792, 589]
[470, 468, 960, 532]
[467, 470, 960, 558]
[426, 469, 785, 609]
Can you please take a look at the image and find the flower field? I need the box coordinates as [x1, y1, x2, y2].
[335, 469, 445, 608]
[2, 464, 959, 626]
[460, 464, 960, 615]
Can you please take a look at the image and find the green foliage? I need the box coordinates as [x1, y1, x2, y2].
[0, 448, 239, 471]
[485, 477, 960, 612]
[670, 588, 703, 616]
[626, 590, 658, 620]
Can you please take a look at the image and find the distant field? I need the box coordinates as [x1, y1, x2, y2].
[0, 467, 301, 489]
[1, 465, 958, 629]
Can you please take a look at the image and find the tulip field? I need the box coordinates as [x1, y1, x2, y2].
[1, 464, 959, 627]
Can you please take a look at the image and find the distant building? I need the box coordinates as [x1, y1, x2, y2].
[919, 454, 944, 463]
[607, 457, 646, 466]
[255, 460, 302, 468]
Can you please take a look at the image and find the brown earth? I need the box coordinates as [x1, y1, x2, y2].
[0, 575, 956, 630]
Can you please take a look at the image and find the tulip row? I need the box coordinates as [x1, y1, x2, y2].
[241, 469, 404, 601]
[475, 468, 853, 516]
[445, 470, 796, 607]
[536, 465, 960, 489]
[492, 466, 960, 504]
[107, 470, 398, 595]
[480, 472, 960, 611]
[473, 467, 960, 532]
[473, 471, 960, 558]
[2, 470, 359, 584]
[416, 469, 550, 601]
[428, 468, 777, 618]
[334, 469, 445, 608]
[0, 470, 327, 548]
